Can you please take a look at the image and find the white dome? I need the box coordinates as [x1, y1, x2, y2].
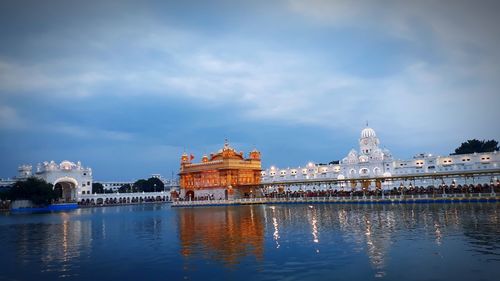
[59, 160, 76, 170]
[361, 127, 376, 138]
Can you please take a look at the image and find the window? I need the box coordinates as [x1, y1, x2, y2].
[87, 181, 90, 185]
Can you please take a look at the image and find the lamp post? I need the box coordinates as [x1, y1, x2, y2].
[400, 182, 404, 197]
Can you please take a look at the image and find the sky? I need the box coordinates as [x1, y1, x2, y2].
[1, 0, 499, 180]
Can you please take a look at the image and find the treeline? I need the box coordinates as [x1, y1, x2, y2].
[92, 177, 165, 194]
[0, 177, 57, 205]
[453, 139, 499, 155]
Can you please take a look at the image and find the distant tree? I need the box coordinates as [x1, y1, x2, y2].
[329, 160, 340, 165]
[92, 182, 104, 194]
[8, 177, 57, 205]
[453, 139, 499, 155]
[146, 177, 164, 192]
[104, 188, 114, 194]
[118, 184, 132, 193]
[132, 178, 164, 192]
[133, 179, 148, 192]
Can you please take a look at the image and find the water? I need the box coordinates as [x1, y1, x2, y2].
[0, 203, 499, 281]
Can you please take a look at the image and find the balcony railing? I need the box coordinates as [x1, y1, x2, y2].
[172, 192, 498, 207]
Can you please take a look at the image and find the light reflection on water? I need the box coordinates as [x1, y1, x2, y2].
[0, 203, 499, 281]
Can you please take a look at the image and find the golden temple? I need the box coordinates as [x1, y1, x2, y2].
[179, 141, 261, 200]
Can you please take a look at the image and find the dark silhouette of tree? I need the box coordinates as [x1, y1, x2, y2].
[92, 182, 104, 194]
[132, 178, 164, 192]
[453, 139, 499, 155]
[118, 184, 132, 193]
[147, 177, 164, 192]
[7, 177, 57, 205]
[133, 179, 148, 192]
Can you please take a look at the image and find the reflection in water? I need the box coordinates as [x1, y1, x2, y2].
[1, 203, 499, 281]
[12, 210, 92, 278]
[175, 203, 500, 279]
[177, 206, 265, 267]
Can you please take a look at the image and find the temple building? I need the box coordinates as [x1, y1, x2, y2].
[2, 160, 93, 202]
[262, 126, 499, 189]
[179, 141, 262, 200]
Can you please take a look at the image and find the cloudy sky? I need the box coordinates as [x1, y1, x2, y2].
[1, 0, 499, 180]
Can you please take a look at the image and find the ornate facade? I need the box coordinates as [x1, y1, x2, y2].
[262, 126, 499, 189]
[179, 141, 261, 200]
[10, 160, 93, 202]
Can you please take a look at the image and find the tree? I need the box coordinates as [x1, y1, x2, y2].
[146, 177, 164, 192]
[453, 139, 499, 155]
[118, 184, 132, 193]
[132, 178, 164, 192]
[133, 179, 148, 192]
[8, 177, 57, 205]
[92, 182, 104, 194]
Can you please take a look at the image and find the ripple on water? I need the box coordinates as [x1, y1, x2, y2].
[0, 203, 499, 281]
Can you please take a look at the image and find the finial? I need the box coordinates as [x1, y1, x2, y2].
[366, 120, 369, 127]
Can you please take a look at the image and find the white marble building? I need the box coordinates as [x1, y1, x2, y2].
[15, 160, 93, 202]
[262, 127, 499, 189]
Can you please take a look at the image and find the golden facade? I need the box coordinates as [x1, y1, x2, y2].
[179, 141, 261, 199]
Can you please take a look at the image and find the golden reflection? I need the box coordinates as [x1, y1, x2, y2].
[272, 217, 280, 248]
[177, 206, 265, 267]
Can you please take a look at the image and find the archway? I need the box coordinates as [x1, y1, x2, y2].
[53, 177, 78, 202]
[186, 190, 195, 201]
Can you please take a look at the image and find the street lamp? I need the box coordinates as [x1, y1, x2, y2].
[400, 182, 404, 197]
[491, 178, 495, 195]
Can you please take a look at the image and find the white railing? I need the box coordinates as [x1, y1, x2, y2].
[172, 193, 499, 207]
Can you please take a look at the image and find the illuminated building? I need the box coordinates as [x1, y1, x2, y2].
[4, 160, 93, 202]
[179, 141, 261, 200]
[262, 126, 499, 189]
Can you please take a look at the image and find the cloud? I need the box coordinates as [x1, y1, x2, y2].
[287, 0, 500, 60]
[0, 105, 25, 129]
[46, 123, 134, 141]
[1, 0, 499, 172]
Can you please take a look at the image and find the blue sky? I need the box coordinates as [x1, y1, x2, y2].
[1, 0, 499, 180]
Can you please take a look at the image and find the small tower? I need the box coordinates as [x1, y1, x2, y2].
[181, 152, 190, 164]
[202, 155, 209, 163]
[249, 149, 261, 160]
[17, 165, 32, 179]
